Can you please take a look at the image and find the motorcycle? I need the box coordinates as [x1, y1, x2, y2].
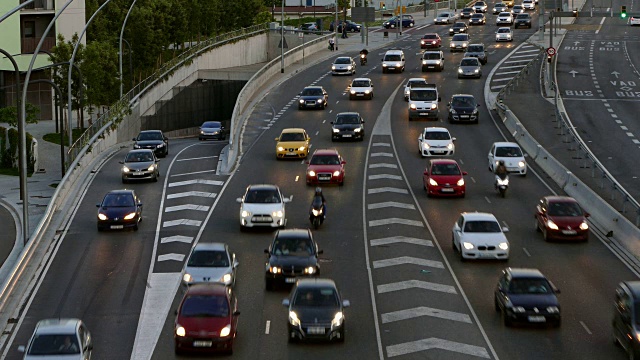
[309, 196, 325, 229]
[360, 53, 367, 66]
[495, 174, 509, 198]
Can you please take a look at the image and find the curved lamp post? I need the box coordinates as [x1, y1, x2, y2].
[119, 0, 138, 98]
[120, 38, 133, 96]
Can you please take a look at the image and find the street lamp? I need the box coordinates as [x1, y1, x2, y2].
[120, 0, 138, 98]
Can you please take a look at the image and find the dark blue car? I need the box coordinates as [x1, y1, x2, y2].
[383, 15, 415, 29]
[298, 86, 328, 110]
[96, 190, 143, 231]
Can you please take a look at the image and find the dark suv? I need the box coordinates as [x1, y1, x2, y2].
[264, 229, 323, 290]
[613, 281, 640, 358]
[464, 43, 488, 64]
[331, 112, 365, 141]
[514, 13, 532, 28]
[133, 130, 168, 157]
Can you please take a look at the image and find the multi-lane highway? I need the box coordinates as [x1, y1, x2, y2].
[5, 5, 640, 360]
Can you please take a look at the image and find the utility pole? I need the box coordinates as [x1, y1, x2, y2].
[281, 0, 285, 73]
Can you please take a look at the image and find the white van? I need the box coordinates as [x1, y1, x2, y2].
[381, 50, 405, 73]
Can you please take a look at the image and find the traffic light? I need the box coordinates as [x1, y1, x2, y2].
[621, 5, 627, 18]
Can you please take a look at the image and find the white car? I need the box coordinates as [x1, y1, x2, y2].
[435, 12, 457, 24]
[496, 27, 513, 42]
[473, 1, 488, 12]
[182, 243, 238, 286]
[418, 127, 456, 157]
[452, 212, 510, 261]
[511, 4, 525, 14]
[404, 77, 429, 100]
[450, 33, 471, 52]
[18, 319, 93, 360]
[349, 77, 374, 100]
[496, 12, 514, 25]
[237, 184, 290, 228]
[629, 16, 640, 25]
[522, 0, 535, 9]
[331, 56, 356, 75]
[488, 141, 527, 175]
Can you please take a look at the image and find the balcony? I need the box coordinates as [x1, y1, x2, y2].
[20, 0, 55, 11]
[21, 36, 56, 54]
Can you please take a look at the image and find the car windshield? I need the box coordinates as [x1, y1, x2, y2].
[310, 155, 341, 165]
[548, 201, 583, 217]
[102, 193, 135, 207]
[423, 34, 438, 39]
[385, 54, 402, 61]
[202, 121, 221, 128]
[464, 220, 502, 232]
[335, 114, 360, 125]
[508, 279, 552, 295]
[410, 89, 437, 101]
[334, 58, 351, 64]
[293, 288, 339, 307]
[301, 88, 323, 96]
[517, 14, 529, 18]
[280, 132, 306, 141]
[181, 295, 229, 317]
[495, 146, 523, 157]
[125, 152, 154, 162]
[188, 250, 229, 267]
[439, 13, 450, 18]
[407, 80, 427, 87]
[424, 131, 451, 140]
[351, 80, 370, 87]
[273, 237, 313, 256]
[498, 28, 511, 33]
[454, 22, 465, 27]
[471, 14, 483, 18]
[514, 5, 522, 9]
[463, 8, 473, 12]
[452, 34, 468, 41]
[452, 97, 476, 107]
[468, 45, 484, 52]
[431, 163, 460, 175]
[461, 59, 479, 66]
[137, 132, 163, 141]
[244, 189, 281, 203]
[28, 334, 80, 355]
[423, 53, 441, 60]
[499, 12, 511, 16]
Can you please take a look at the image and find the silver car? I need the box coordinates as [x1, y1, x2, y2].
[511, 4, 524, 14]
[183, 243, 239, 287]
[457, 57, 482, 78]
[450, 33, 470, 52]
[120, 149, 159, 183]
[19, 319, 93, 360]
[493, 3, 508, 14]
[435, 11, 456, 24]
[331, 56, 356, 75]
[496, 12, 514, 25]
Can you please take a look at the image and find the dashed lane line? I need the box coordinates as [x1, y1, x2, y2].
[157, 254, 185, 262]
[168, 179, 224, 187]
[160, 235, 194, 244]
[166, 191, 217, 199]
[367, 187, 409, 194]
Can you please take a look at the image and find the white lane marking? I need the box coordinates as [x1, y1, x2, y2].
[491, 85, 506, 90]
[485, 196, 492, 203]
[370, 236, 432, 247]
[163, 219, 202, 227]
[633, 139, 640, 144]
[369, 218, 423, 227]
[621, 126, 629, 130]
[368, 174, 403, 180]
[160, 235, 194, 244]
[368, 202, 416, 210]
[169, 179, 224, 187]
[165, 204, 210, 213]
[627, 132, 635, 137]
[495, 70, 522, 75]
[315, 131, 319, 135]
[295, 175, 300, 182]
[382, 307, 472, 324]
[369, 163, 398, 169]
[373, 256, 443, 269]
[523, 248, 531, 257]
[503, 59, 532, 64]
[492, 77, 514, 82]
[167, 191, 217, 199]
[377, 280, 456, 294]
[470, 177, 476, 183]
[176, 155, 218, 162]
[387, 338, 491, 358]
[157, 253, 185, 262]
[509, 54, 538, 59]
[368, 187, 409, 194]
[499, 65, 527, 69]
[372, 142, 391, 147]
[515, 49, 540, 53]
[265, 321, 271, 335]
[371, 152, 394, 157]
[170, 169, 216, 177]
[580, 321, 593, 334]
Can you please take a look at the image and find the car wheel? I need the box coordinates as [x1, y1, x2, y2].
[265, 279, 274, 291]
[97, 225, 103, 232]
[122, 178, 127, 184]
[535, 219, 541, 232]
[153, 173, 158, 182]
[339, 178, 344, 186]
[543, 228, 550, 242]
[133, 224, 139, 231]
[337, 327, 346, 342]
[553, 319, 561, 328]
[494, 296, 501, 312]
[502, 310, 512, 327]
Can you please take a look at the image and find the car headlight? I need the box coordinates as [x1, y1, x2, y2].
[133, 144, 140, 149]
[449, 28, 454, 32]
[450, 43, 455, 47]
[354, 128, 361, 132]
[396, 63, 401, 67]
[518, 161, 526, 168]
[546, 306, 560, 313]
[222, 273, 232, 283]
[308, 170, 316, 177]
[317, 98, 323, 103]
[277, 146, 285, 151]
[421, 40, 426, 44]
[289, 311, 301, 326]
[183, 273, 192, 283]
[430, 104, 437, 110]
[332, 128, 340, 133]
[423, 142, 431, 150]
[122, 166, 130, 173]
[272, 210, 283, 218]
[435, 60, 441, 64]
[428, 178, 438, 186]
[98, 213, 107, 220]
[511, 306, 526, 313]
[382, 63, 387, 67]
[472, 109, 478, 114]
[299, 99, 304, 104]
[157, 143, 164, 148]
[298, 146, 306, 151]
[462, 242, 475, 250]
[199, 130, 205, 134]
[175, 325, 186, 337]
[474, 69, 479, 73]
[546, 219, 559, 230]
[496, 36, 500, 40]
[450, 109, 457, 114]
[220, 324, 231, 337]
[350, 90, 356, 94]
[124, 212, 136, 220]
[333, 170, 340, 177]
[422, 60, 427, 65]
[147, 165, 155, 171]
[405, 89, 410, 96]
[332, 65, 336, 70]
[579, 221, 589, 230]
[364, 89, 370, 94]
[331, 312, 344, 327]
[458, 68, 464, 73]
[432, 40, 437, 44]
[347, 65, 352, 70]
[410, 103, 417, 109]
[447, 143, 454, 150]
[304, 266, 316, 274]
[270, 266, 281, 274]
[241, 210, 251, 217]
[498, 242, 509, 250]
[462, 43, 468, 47]
[456, 178, 465, 186]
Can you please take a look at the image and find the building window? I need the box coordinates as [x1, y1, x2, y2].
[24, 21, 35, 38]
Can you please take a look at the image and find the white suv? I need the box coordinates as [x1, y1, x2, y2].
[381, 50, 405, 73]
[408, 85, 441, 120]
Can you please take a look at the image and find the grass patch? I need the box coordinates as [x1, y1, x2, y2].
[42, 128, 85, 146]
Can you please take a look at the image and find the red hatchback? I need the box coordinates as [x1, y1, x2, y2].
[535, 196, 589, 241]
[174, 283, 240, 354]
[420, 33, 442, 49]
[306, 149, 346, 186]
[422, 159, 466, 197]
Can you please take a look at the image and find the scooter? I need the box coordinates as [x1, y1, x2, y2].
[360, 53, 367, 66]
[495, 174, 509, 198]
[309, 197, 325, 229]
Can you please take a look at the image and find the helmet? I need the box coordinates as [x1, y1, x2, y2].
[499, 160, 505, 165]
[315, 187, 322, 194]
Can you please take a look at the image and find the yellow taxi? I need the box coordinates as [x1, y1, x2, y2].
[275, 128, 311, 159]
[504, 0, 514, 6]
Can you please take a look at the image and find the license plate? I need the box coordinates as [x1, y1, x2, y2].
[285, 278, 296, 283]
[342, 134, 352, 137]
[286, 152, 296, 155]
[388, 67, 395, 70]
[528, 316, 546, 323]
[307, 327, 325, 335]
[460, 115, 469, 118]
[134, 171, 143, 175]
[562, 230, 577, 235]
[193, 340, 212, 347]
[420, 113, 428, 116]
[428, 65, 435, 68]
[356, 94, 364, 96]
[318, 175, 331, 180]
[441, 188, 454, 192]
[111, 225, 124, 229]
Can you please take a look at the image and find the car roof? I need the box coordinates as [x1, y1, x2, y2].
[106, 189, 135, 196]
[461, 57, 480, 62]
[336, 112, 360, 116]
[192, 242, 227, 252]
[422, 33, 439, 37]
[543, 196, 578, 203]
[461, 212, 499, 221]
[34, 319, 81, 334]
[430, 158, 459, 166]
[275, 228, 312, 240]
[408, 77, 427, 82]
[281, 128, 306, 134]
[622, 281, 640, 298]
[127, 149, 154, 154]
[295, 278, 337, 289]
[247, 184, 280, 191]
[186, 283, 228, 296]
[352, 77, 371, 82]
[335, 56, 352, 60]
[454, 22, 466, 25]
[493, 141, 520, 147]
[505, 267, 546, 279]
[452, 94, 475, 99]
[385, 50, 404, 55]
[139, 130, 162, 134]
[424, 127, 449, 133]
[202, 121, 221, 125]
[303, 86, 323, 90]
[312, 148, 339, 156]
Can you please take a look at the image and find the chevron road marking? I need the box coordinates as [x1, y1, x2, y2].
[381, 306, 472, 324]
[162, 219, 202, 227]
[166, 191, 217, 199]
[368, 174, 403, 180]
[377, 280, 456, 294]
[157, 254, 185, 262]
[368, 187, 408, 195]
[368, 163, 398, 169]
[168, 179, 224, 187]
[165, 204, 210, 213]
[372, 142, 391, 147]
[370, 236, 431, 246]
[369, 218, 423, 227]
[371, 152, 394, 157]
[160, 235, 194, 244]
[368, 202, 416, 210]
[386, 338, 491, 358]
[373, 257, 443, 269]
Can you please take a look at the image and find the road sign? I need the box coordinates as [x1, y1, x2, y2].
[546, 47, 556, 56]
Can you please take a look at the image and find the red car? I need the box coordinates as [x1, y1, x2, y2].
[420, 33, 442, 49]
[535, 196, 589, 241]
[422, 159, 466, 197]
[306, 149, 345, 186]
[174, 283, 240, 354]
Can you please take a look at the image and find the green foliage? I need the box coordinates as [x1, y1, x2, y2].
[0, 103, 41, 127]
[82, 40, 120, 106]
[254, 10, 272, 25]
[0, 126, 8, 168]
[49, 33, 85, 111]
[42, 128, 85, 146]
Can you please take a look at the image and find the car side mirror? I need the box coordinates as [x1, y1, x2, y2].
[438, 97, 441, 102]
[132, 138, 136, 141]
[502, 227, 509, 233]
[330, 121, 334, 124]
[555, 288, 561, 294]
[86, 343, 93, 351]
[275, 137, 279, 141]
[233, 310, 241, 316]
[17, 345, 25, 353]
[477, 104, 481, 107]
[236, 198, 242, 203]
[452, 137, 457, 142]
[342, 300, 351, 308]
[174, 309, 178, 315]
[96, 203, 101, 208]
[282, 299, 290, 307]
[156, 159, 161, 162]
[264, 249, 269, 254]
[298, 92, 302, 95]
[447, 102, 451, 107]
[585, 213, 590, 218]
[138, 203, 143, 207]
[164, 136, 169, 141]
[119, 161, 124, 164]
[462, 171, 468, 175]
[423, 170, 429, 175]
[283, 197, 292, 203]
[318, 249, 324, 255]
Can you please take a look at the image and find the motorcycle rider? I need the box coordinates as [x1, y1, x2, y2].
[328, 37, 335, 51]
[359, 48, 368, 65]
[495, 160, 508, 178]
[312, 187, 327, 219]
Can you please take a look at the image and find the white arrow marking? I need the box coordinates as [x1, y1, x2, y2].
[157, 254, 185, 262]
[382, 306, 472, 324]
[371, 152, 394, 157]
[574, 41, 580, 46]
[387, 338, 491, 358]
[370, 236, 432, 247]
[168, 179, 224, 188]
[369, 218, 423, 227]
[569, 70, 578, 77]
[160, 235, 194, 244]
[377, 280, 456, 294]
[166, 191, 217, 199]
[611, 71, 620, 78]
[368, 187, 408, 194]
[163, 219, 202, 227]
[372, 142, 391, 147]
[368, 202, 416, 210]
[165, 204, 210, 213]
[369, 163, 398, 169]
[368, 174, 403, 180]
[373, 256, 443, 269]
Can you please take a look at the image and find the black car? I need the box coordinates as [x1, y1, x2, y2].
[133, 130, 168, 157]
[96, 190, 142, 231]
[264, 229, 323, 290]
[448, 94, 480, 123]
[613, 281, 640, 358]
[199, 121, 225, 141]
[298, 86, 328, 110]
[120, 149, 159, 183]
[494, 268, 561, 327]
[331, 112, 365, 141]
[460, 7, 474, 18]
[449, 22, 468, 35]
[338, 20, 361, 32]
[382, 15, 415, 28]
[469, 13, 486, 25]
[464, 43, 488, 64]
[514, 13, 532, 28]
[282, 278, 350, 342]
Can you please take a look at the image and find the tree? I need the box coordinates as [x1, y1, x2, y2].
[48, 33, 86, 129]
[0, 103, 40, 127]
[81, 40, 120, 111]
